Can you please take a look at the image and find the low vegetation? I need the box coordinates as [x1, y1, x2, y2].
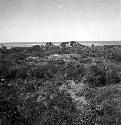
[0, 42, 121, 125]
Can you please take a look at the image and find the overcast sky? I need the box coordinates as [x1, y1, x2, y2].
[0, 0, 121, 42]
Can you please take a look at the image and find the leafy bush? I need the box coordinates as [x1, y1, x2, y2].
[66, 62, 85, 80]
[85, 63, 106, 87]
[93, 84, 121, 125]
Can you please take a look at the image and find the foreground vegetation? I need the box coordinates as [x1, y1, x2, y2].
[1, 41, 121, 125]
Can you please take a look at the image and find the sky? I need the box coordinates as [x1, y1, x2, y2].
[0, 0, 121, 42]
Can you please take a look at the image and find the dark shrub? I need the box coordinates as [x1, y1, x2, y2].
[85, 64, 106, 87]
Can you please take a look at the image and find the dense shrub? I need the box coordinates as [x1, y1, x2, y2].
[85, 61, 121, 87]
[106, 65, 121, 85]
[65, 62, 85, 80]
[93, 84, 121, 125]
[1, 43, 121, 125]
[17, 81, 78, 125]
[85, 63, 107, 87]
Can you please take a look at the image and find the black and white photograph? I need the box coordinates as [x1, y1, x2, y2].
[0, 0, 121, 124]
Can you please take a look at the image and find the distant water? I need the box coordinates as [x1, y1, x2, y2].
[1, 41, 121, 48]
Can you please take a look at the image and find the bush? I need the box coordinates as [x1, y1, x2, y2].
[66, 62, 85, 80]
[17, 81, 78, 125]
[93, 84, 121, 125]
[85, 63, 106, 87]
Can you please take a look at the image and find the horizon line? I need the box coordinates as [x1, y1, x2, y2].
[1, 40, 121, 44]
